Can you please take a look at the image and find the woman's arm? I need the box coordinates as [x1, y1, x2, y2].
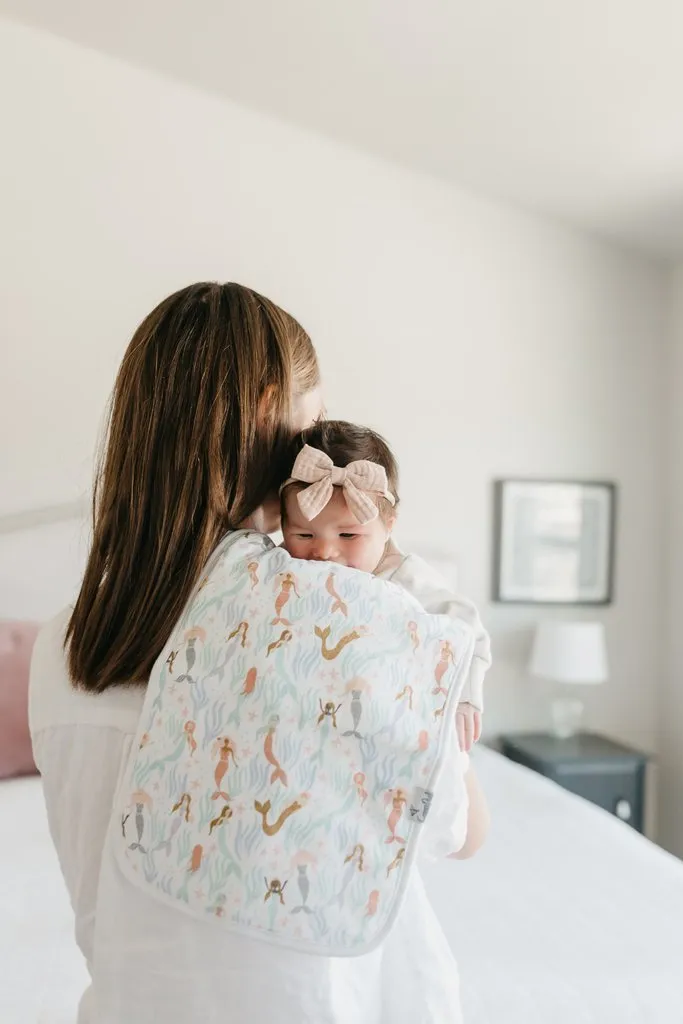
[376, 549, 491, 712]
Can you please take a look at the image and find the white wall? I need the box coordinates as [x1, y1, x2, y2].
[660, 267, 683, 855]
[0, 19, 666, 757]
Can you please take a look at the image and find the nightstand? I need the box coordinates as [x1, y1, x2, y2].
[499, 732, 649, 833]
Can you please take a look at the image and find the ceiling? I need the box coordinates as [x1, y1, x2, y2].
[2, 0, 683, 258]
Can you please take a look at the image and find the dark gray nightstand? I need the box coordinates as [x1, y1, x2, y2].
[500, 732, 649, 833]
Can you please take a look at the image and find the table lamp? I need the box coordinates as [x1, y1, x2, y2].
[529, 621, 608, 738]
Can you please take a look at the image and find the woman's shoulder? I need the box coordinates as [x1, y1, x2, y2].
[28, 532, 274, 738]
[31, 606, 70, 666]
[29, 608, 144, 736]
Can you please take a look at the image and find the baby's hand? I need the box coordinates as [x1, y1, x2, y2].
[456, 703, 482, 753]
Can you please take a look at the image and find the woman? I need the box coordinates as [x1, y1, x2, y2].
[30, 282, 486, 1023]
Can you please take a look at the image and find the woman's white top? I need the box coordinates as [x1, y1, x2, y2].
[30, 551, 475, 1024]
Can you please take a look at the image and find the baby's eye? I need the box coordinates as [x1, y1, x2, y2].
[297, 533, 313, 539]
[340, 533, 358, 540]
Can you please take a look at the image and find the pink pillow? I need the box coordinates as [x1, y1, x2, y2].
[0, 621, 42, 779]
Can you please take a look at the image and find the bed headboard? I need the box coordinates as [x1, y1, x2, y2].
[0, 507, 460, 623]
[0, 500, 89, 621]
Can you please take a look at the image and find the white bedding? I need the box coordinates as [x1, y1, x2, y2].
[1, 775, 87, 1024]
[4, 748, 682, 1023]
[427, 747, 683, 1024]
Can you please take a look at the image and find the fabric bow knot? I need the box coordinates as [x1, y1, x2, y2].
[283, 445, 395, 524]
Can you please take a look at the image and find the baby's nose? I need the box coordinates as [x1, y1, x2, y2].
[313, 540, 338, 562]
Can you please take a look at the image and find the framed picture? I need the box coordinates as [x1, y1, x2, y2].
[492, 479, 616, 605]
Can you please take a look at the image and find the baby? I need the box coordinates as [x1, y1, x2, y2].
[280, 420, 491, 751]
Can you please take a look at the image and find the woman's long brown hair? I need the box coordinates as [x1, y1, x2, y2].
[66, 282, 318, 692]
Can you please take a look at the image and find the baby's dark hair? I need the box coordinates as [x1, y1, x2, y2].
[283, 420, 400, 519]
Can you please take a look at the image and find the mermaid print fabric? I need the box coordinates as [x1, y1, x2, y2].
[115, 531, 475, 956]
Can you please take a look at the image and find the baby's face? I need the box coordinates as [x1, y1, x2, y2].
[282, 487, 391, 573]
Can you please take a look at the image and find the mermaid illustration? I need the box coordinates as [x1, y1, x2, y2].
[183, 720, 197, 756]
[267, 629, 293, 657]
[353, 771, 368, 807]
[208, 894, 227, 917]
[365, 890, 380, 917]
[325, 572, 348, 617]
[272, 572, 300, 626]
[291, 864, 313, 914]
[171, 792, 192, 822]
[331, 844, 365, 908]
[166, 649, 179, 676]
[342, 676, 370, 739]
[384, 788, 407, 844]
[227, 620, 249, 648]
[241, 666, 257, 695]
[395, 684, 413, 711]
[209, 804, 233, 835]
[433, 640, 456, 697]
[176, 627, 207, 683]
[152, 814, 183, 856]
[128, 802, 147, 853]
[314, 624, 367, 660]
[387, 847, 405, 878]
[127, 789, 152, 853]
[290, 850, 318, 915]
[254, 793, 308, 836]
[257, 714, 288, 786]
[211, 737, 238, 800]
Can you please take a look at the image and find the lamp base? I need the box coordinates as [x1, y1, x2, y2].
[551, 697, 585, 739]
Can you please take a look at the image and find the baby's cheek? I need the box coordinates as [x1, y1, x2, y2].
[352, 539, 382, 572]
[283, 535, 303, 558]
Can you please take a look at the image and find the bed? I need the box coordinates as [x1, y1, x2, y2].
[429, 747, 683, 1023]
[1, 773, 88, 1024]
[4, 747, 682, 1023]
[3, 509, 683, 1022]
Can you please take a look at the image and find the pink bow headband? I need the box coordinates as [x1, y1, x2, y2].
[281, 445, 395, 524]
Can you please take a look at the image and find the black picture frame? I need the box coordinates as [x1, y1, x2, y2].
[492, 478, 616, 605]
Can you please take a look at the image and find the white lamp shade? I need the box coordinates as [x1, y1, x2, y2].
[529, 622, 608, 685]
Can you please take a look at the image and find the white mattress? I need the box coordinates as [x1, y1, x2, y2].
[426, 747, 683, 1023]
[1, 775, 88, 1024]
[4, 748, 682, 1023]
